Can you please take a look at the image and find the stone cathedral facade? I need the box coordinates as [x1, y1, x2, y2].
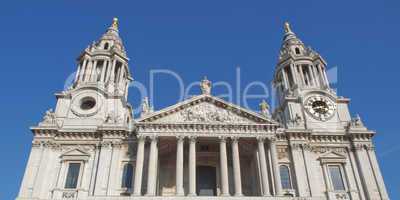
[17, 19, 389, 200]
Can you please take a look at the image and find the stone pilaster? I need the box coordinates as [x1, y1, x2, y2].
[352, 143, 382, 200]
[133, 136, 145, 196]
[257, 136, 270, 196]
[269, 137, 282, 196]
[365, 145, 390, 200]
[146, 136, 158, 196]
[289, 142, 310, 197]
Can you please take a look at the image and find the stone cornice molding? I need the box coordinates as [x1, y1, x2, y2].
[347, 130, 375, 141]
[31, 126, 131, 140]
[135, 122, 277, 135]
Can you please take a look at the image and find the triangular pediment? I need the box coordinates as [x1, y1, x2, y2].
[318, 151, 347, 163]
[60, 148, 90, 161]
[137, 94, 276, 125]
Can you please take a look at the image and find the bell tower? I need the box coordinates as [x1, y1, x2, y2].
[50, 18, 133, 130]
[272, 22, 351, 131]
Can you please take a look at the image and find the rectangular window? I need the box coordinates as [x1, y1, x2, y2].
[65, 163, 81, 189]
[328, 165, 345, 191]
[280, 165, 292, 189]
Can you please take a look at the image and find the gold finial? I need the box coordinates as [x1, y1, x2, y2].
[112, 17, 119, 29]
[284, 21, 292, 33]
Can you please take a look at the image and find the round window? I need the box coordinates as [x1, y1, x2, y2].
[80, 97, 96, 110]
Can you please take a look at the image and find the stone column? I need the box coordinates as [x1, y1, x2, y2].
[84, 60, 93, 82]
[74, 62, 82, 83]
[188, 136, 197, 196]
[257, 136, 270, 196]
[299, 65, 306, 86]
[100, 60, 107, 82]
[109, 59, 117, 83]
[146, 136, 158, 196]
[78, 59, 88, 82]
[90, 60, 98, 82]
[269, 138, 282, 196]
[316, 64, 324, 86]
[310, 65, 319, 87]
[281, 69, 290, 89]
[231, 137, 243, 196]
[219, 137, 230, 196]
[133, 136, 145, 196]
[175, 136, 185, 196]
[322, 66, 329, 86]
[290, 64, 299, 85]
[308, 65, 316, 86]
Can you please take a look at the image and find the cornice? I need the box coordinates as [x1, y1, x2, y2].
[135, 122, 277, 138]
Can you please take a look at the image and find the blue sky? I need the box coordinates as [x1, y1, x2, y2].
[0, 0, 399, 199]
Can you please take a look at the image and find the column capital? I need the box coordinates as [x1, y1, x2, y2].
[256, 136, 267, 142]
[231, 136, 240, 142]
[176, 135, 185, 141]
[268, 137, 277, 143]
[148, 135, 158, 142]
[137, 135, 146, 141]
[218, 136, 227, 142]
[189, 136, 197, 142]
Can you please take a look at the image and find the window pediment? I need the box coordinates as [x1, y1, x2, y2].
[318, 151, 346, 164]
[60, 148, 90, 161]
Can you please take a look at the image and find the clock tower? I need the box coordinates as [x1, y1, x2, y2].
[52, 18, 133, 131]
[272, 22, 351, 131]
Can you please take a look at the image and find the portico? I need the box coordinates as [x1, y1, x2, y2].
[132, 133, 281, 197]
[131, 91, 283, 197]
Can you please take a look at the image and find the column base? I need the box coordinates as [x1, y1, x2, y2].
[175, 192, 185, 196]
[187, 193, 197, 197]
[234, 193, 244, 196]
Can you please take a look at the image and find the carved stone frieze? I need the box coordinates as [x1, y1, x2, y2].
[152, 102, 256, 124]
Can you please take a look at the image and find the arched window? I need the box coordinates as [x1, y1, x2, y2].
[104, 42, 109, 50]
[121, 163, 133, 188]
[280, 165, 292, 189]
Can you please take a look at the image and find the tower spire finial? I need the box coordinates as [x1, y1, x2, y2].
[284, 21, 292, 33]
[112, 17, 119, 30]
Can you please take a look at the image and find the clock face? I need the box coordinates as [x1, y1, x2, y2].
[304, 95, 336, 121]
